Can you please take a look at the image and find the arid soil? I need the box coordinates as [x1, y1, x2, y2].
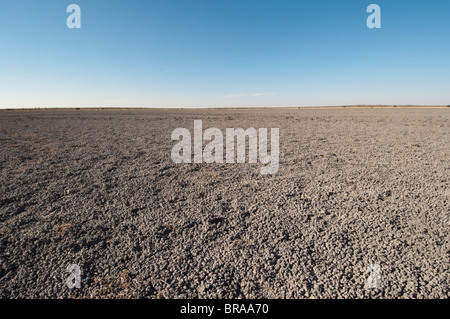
[0, 108, 448, 298]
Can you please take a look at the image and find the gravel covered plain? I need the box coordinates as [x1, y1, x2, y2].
[0, 107, 449, 299]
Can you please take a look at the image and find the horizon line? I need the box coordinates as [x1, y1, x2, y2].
[1, 104, 449, 111]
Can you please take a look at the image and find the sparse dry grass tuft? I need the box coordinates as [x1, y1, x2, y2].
[89, 270, 144, 298]
[45, 148, 63, 154]
[53, 223, 73, 233]
[23, 133, 37, 138]
[0, 228, 12, 236]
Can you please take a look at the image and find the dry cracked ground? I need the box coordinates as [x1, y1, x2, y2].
[0, 108, 449, 299]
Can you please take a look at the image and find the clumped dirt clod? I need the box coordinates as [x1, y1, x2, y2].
[0, 108, 449, 298]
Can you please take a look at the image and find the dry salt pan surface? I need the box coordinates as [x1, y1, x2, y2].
[0, 108, 448, 298]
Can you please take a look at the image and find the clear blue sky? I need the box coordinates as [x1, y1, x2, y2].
[1, 0, 449, 108]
